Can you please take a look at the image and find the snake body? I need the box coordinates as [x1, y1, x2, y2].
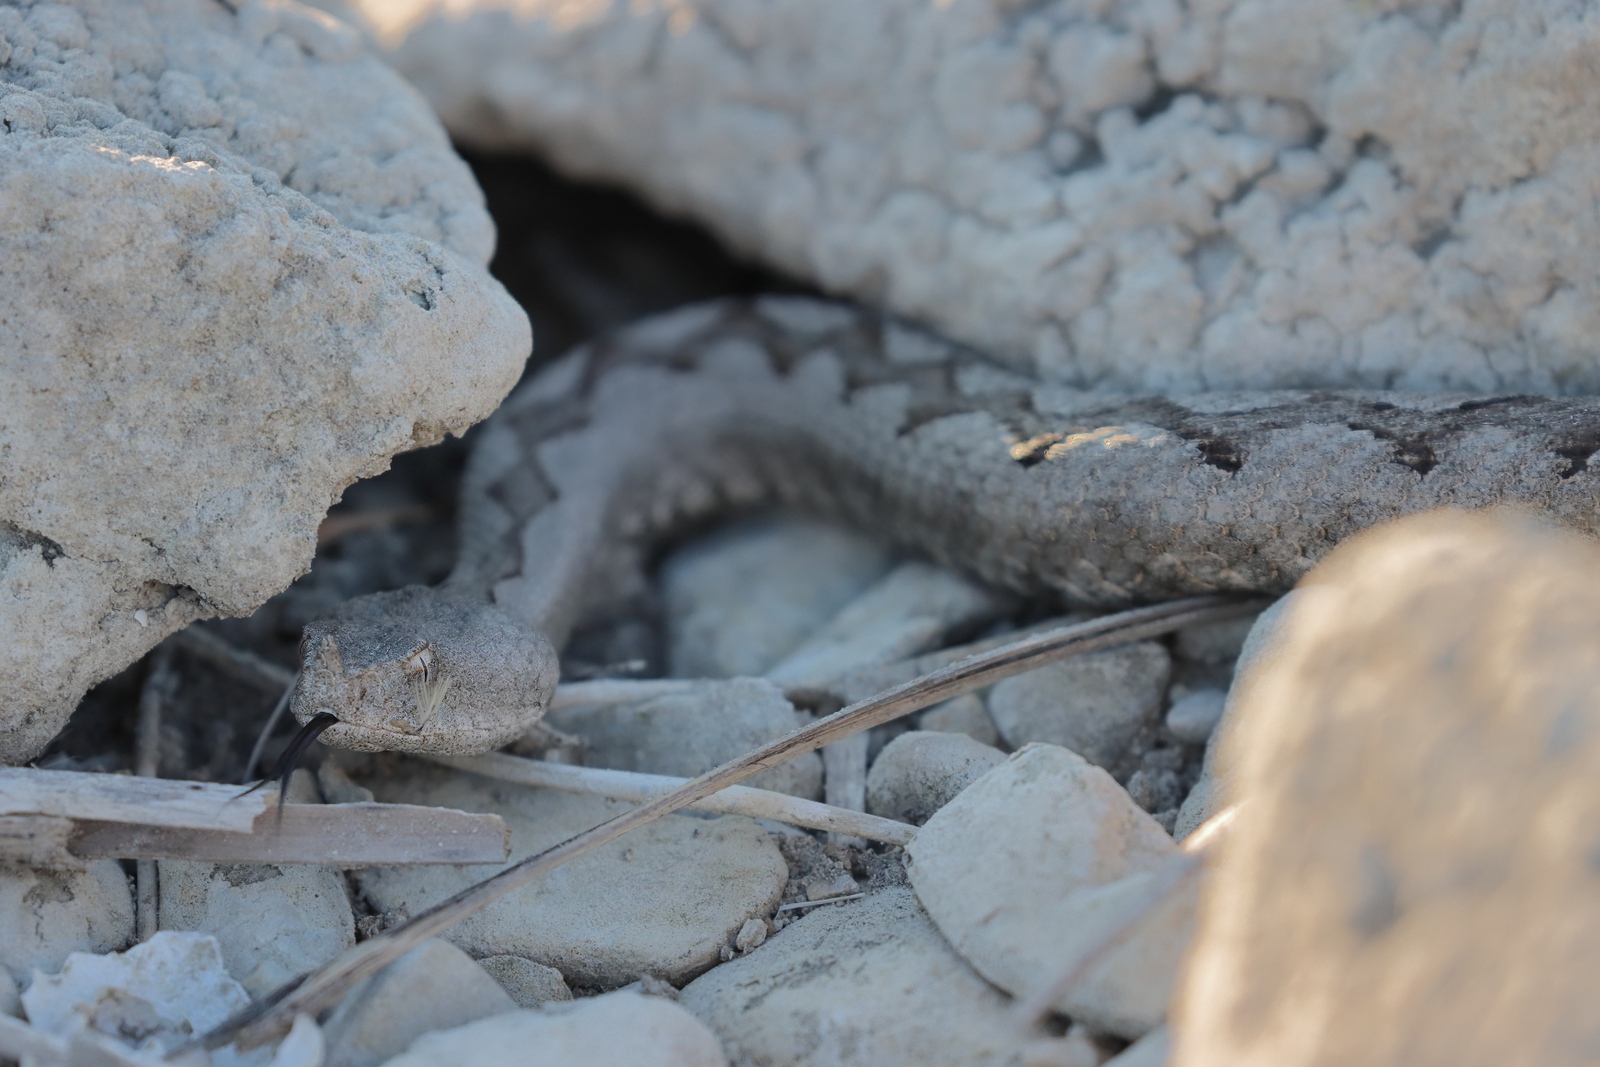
[291, 296, 1600, 754]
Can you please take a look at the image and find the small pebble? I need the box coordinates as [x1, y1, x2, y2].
[917, 692, 1000, 747]
[865, 730, 1007, 825]
[1165, 687, 1227, 744]
[476, 955, 572, 1007]
[987, 642, 1170, 770]
[733, 918, 767, 953]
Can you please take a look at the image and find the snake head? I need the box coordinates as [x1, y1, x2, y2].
[292, 586, 558, 755]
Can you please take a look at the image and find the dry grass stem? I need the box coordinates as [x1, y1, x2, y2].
[134, 647, 174, 941]
[548, 677, 705, 711]
[195, 593, 1262, 1051]
[429, 751, 917, 846]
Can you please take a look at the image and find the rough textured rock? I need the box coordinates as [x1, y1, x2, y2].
[865, 730, 1006, 826]
[0, 0, 530, 763]
[381, 992, 729, 1067]
[988, 642, 1171, 770]
[661, 515, 894, 679]
[1173, 511, 1600, 1066]
[679, 887, 1023, 1067]
[157, 860, 355, 999]
[355, 763, 787, 988]
[476, 954, 572, 1008]
[323, 939, 515, 1067]
[351, 0, 1600, 395]
[550, 678, 822, 799]
[907, 744, 1191, 1038]
[0, 861, 133, 985]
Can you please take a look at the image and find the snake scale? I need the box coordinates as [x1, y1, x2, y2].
[289, 295, 1600, 755]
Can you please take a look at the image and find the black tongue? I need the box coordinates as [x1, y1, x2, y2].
[235, 712, 341, 818]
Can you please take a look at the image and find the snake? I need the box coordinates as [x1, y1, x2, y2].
[281, 294, 1600, 760]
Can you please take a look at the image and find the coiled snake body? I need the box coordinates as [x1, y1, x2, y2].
[290, 297, 1600, 754]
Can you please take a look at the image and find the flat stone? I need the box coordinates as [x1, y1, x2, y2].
[355, 763, 787, 988]
[765, 562, 1008, 692]
[0, 861, 133, 986]
[476, 955, 571, 1007]
[865, 730, 1006, 826]
[1172, 512, 1600, 1065]
[918, 692, 1000, 747]
[987, 643, 1171, 770]
[679, 888, 1023, 1067]
[661, 515, 893, 678]
[907, 744, 1187, 1038]
[157, 860, 354, 999]
[0, 0, 528, 762]
[1164, 688, 1227, 745]
[550, 678, 821, 799]
[323, 939, 515, 1067]
[381, 991, 728, 1067]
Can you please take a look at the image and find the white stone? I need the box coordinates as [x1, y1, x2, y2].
[0, 861, 133, 985]
[907, 744, 1189, 1038]
[679, 888, 1023, 1067]
[764, 562, 1006, 692]
[354, 764, 787, 987]
[918, 692, 1000, 747]
[549, 678, 821, 799]
[0, 0, 529, 762]
[1165, 689, 1227, 745]
[661, 516, 893, 678]
[323, 939, 515, 1067]
[21, 931, 248, 1054]
[379, 991, 728, 1067]
[157, 861, 354, 999]
[988, 642, 1171, 769]
[476, 955, 571, 1008]
[865, 730, 1006, 826]
[346, 1, 1600, 397]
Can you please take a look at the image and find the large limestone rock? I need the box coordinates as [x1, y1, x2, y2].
[350, 0, 1600, 394]
[1172, 511, 1600, 1065]
[0, 0, 530, 761]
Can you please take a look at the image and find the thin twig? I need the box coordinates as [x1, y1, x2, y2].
[134, 647, 175, 942]
[548, 678, 703, 711]
[244, 678, 298, 784]
[190, 594, 1262, 1052]
[428, 751, 916, 845]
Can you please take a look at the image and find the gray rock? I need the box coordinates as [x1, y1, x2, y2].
[661, 516, 893, 678]
[679, 888, 1023, 1067]
[476, 955, 572, 1007]
[865, 730, 1006, 826]
[157, 861, 354, 999]
[764, 562, 1007, 692]
[380, 991, 729, 1067]
[0, 861, 133, 986]
[1173, 617, 1257, 666]
[907, 744, 1189, 1038]
[987, 642, 1171, 769]
[0, 0, 528, 763]
[918, 692, 1000, 747]
[1164, 688, 1227, 745]
[550, 678, 821, 799]
[0, 967, 17, 1018]
[355, 764, 787, 988]
[324, 939, 514, 1067]
[1173, 512, 1600, 1066]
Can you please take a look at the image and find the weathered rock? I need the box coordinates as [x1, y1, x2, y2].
[865, 730, 1006, 826]
[21, 931, 248, 1054]
[550, 678, 821, 799]
[907, 744, 1190, 1038]
[987, 643, 1171, 770]
[157, 860, 354, 999]
[918, 692, 1001, 748]
[1173, 512, 1600, 1066]
[1164, 689, 1227, 745]
[381, 991, 729, 1067]
[765, 562, 1007, 692]
[661, 515, 893, 679]
[323, 939, 514, 1067]
[348, 1, 1600, 397]
[1173, 618, 1256, 667]
[679, 888, 1023, 1067]
[0, 861, 133, 985]
[0, 0, 529, 762]
[476, 955, 572, 1008]
[355, 763, 787, 987]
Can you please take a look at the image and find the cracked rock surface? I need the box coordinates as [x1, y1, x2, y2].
[350, 0, 1600, 394]
[0, 0, 530, 762]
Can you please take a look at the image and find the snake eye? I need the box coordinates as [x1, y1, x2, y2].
[404, 645, 434, 682]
